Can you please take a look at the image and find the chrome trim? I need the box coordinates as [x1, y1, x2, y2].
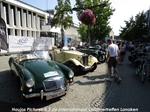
[43, 76, 64, 92]
[81, 64, 96, 71]
[23, 87, 66, 100]
[41, 90, 44, 100]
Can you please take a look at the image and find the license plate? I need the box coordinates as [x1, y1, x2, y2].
[46, 91, 66, 100]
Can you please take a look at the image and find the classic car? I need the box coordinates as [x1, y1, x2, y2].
[77, 45, 106, 63]
[49, 48, 98, 74]
[8, 50, 74, 100]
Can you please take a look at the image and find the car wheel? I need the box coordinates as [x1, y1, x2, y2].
[141, 65, 147, 83]
[98, 54, 106, 63]
[67, 63, 78, 74]
[90, 63, 97, 72]
[135, 66, 141, 76]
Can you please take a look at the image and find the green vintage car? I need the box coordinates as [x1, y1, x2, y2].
[8, 51, 74, 100]
[49, 48, 98, 74]
[77, 45, 106, 63]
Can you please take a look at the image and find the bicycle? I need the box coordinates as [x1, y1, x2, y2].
[135, 52, 150, 83]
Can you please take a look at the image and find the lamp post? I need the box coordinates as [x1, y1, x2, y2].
[72, 3, 106, 46]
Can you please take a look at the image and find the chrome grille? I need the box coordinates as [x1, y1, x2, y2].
[44, 81, 57, 90]
[82, 54, 88, 66]
[43, 76, 65, 91]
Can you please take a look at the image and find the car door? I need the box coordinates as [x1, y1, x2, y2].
[54, 50, 65, 63]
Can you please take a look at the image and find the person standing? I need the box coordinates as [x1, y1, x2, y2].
[118, 41, 126, 64]
[106, 39, 121, 83]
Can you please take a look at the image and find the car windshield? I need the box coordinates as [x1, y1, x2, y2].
[18, 51, 51, 61]
[34, 51, 51, 60]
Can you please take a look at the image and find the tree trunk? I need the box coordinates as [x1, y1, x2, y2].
[61, 28, 64, 47]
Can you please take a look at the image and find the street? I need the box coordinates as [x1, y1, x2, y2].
[0, 51, 150, 112]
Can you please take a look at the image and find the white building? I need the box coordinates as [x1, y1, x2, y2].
[0, 0, 80, 53]
[41, 9, 80, 46]
[0, 0, 49, 37]
[109, 30, 114, 40]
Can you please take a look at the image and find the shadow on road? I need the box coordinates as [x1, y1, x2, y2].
[74, 74, 107, 85]
[0, 70, 67, 111]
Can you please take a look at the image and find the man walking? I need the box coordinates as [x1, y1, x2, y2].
[106, 39, 121, 83]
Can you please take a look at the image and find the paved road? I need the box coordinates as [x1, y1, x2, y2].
[105, 51, 150, 112]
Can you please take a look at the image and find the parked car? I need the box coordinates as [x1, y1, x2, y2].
[8, 50, 74, 100]
[77, 45, 106, 63]
[49, 48, 98, 74]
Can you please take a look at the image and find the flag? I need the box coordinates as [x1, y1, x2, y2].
[0, 17, 8, 50]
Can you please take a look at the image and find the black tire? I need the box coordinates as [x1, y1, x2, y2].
[141, 65, 147, 83]
[67, 63, 78, 74]
[90, 63, 97, 72]
[98, 54, 106, 63]
[135, 65, 141, 76]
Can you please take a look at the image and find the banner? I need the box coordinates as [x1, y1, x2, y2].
[0, 17, 8, 50]
[8, 36, 54, 52]
[9, 36, 34, 52]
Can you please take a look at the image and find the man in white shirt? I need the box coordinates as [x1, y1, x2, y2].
[106, 39, 121, 83]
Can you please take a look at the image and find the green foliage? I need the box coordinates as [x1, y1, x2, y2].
[50, 0, 73, 30]
[75, 0, 115, 42]
[77, 23, 88, 42]
[50, 0, 74, 47]
[119, 11, 150, 41]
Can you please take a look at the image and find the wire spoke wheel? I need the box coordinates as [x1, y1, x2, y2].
[135, 65, 141, 76]
[68, 63, 77, 74]
[98, 55, 106, 63]
[141, 65, 147, 83]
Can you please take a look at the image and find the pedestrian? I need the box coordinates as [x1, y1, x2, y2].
[118, 41, 126, 64]
[106, 39, 121, 83]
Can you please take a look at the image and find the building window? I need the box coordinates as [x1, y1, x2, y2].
[27, 31, 29, 36]
[3, 3, 9, 24]
[21, 30, 23, 36]
[17, 7, 22, 26]
[10, 5, 16, 25]
[8, 29, 10, 35]
[15, 29, 17, 35]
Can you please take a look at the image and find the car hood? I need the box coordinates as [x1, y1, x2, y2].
[23, 59, 64, 82]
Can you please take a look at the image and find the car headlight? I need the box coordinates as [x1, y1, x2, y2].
[68, 70, 74, 78]
[78, 55, 82, 61]
[89, 55, 93, 58]
[25, 79, 35, 88]
[95, 50, 99, 54]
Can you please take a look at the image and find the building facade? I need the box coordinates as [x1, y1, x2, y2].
[0, 0, 49, 38]
[0, 0, 80, 53]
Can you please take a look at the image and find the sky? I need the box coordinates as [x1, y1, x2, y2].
[21, 0, 150, 35]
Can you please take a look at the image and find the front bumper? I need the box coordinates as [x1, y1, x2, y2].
[82, 63, 97, 71]
[23, 87, 67, 100]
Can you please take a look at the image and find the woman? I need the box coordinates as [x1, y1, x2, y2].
[118, 41, 126, 64]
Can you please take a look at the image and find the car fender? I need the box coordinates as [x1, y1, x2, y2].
[53, 61, 73, 78]
[88, 55, 99, 66]
[21, 68, 35, 82]
[64, 58, 84, 67]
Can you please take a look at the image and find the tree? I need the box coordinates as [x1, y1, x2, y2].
[74, 0, 115, 43]
[119, 11, 149, 41]
[50, 0, 73, 47]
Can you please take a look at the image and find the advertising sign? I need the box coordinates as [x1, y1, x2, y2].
[9, 36, 34, 52]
